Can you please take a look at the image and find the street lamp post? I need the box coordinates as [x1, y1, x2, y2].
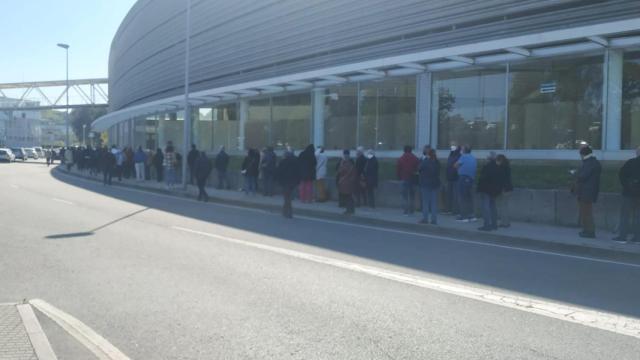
[57, 43, 70, 147]
[182, 0, 192, 189]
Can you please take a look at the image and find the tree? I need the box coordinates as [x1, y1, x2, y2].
[70, 107, 107, 144]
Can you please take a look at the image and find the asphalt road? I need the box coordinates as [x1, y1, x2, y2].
[2, 163, 640, 359]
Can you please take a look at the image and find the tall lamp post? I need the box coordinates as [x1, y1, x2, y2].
[182, 0, 192, 189]
[57, 43, 70, 147]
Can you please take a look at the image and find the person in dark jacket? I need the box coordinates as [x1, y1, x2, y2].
[613, 147, 640, 243]
[397, 145, 420, 215]
[187, 144, 199, 185]
[242, 149, 260, 195]
[496, 154, 513, 228]
[153, 148, 164, 182]
[337, 149, 357, 215]
[363, 149, 379, 208]
[477, 152, 502, 231]
[354, 147, 367, 207]
[575, 146, 601, 238]
[101, 146, 116, 186]
[261, 147, 277, 196]
[215, 146, 230, 189]
[194, 151, 212, 202]
[445, 144, 461, 215]
[276, 149, 300, 218]
[418, 148, 441, 225]
[298, 144, 317, 203]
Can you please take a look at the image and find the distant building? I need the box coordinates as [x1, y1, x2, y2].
[0, 97, 42, 147]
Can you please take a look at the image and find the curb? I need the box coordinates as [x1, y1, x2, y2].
[54, 167, 640, 264]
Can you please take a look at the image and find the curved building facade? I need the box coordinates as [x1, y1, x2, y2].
[97, 0, 640, 158]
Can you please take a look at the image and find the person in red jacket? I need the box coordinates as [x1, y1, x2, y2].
[396, 145, 420, 215]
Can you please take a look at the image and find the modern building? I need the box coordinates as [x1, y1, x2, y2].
[0, 97, 42, 147]
[93, 0, 640, 160]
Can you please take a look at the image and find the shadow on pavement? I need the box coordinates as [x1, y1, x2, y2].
[50, 168, 640, 319]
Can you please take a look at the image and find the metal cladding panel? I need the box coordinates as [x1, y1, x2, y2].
[109, 0, 640, 111]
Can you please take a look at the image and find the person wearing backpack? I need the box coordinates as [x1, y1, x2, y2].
[613, 147, 640, 243]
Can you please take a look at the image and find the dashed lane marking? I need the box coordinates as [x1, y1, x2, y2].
[172, 225, 640, 340]
[51, 198, 74, 205]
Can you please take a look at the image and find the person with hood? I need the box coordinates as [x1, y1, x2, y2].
[477, 152, 502, 231]
[363, 149, 379, 208]
[215, 145, 230, 189]
[418, 148, 441, 225]
[194, 151, 212, 202]
[613, 147, 640, 243]
[298, 144, 317, 203]
[276, 149, 300, 218]
[134, 146, 147, 181]
[241, 148, 260, 196]
[153, 148, 164, 182]
[187, 144, 199, 185]
[315, 146, 328, 202]
[354, 146, 367, 207]
[260, 146, 277, 196]
[445, 144, 461, 215]
[337, 149, 357, 215]
[574, 146, 601, 238]
[396, 145, 420, 215]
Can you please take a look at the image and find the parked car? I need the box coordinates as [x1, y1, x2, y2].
[34, 147, 44, 158]
[24, 148, 38, 159]
[0, 148, 15, 162]
[11, 148, 27, 161]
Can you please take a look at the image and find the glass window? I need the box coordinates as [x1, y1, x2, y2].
[622, 51, 640, 149]
[161, 111, 184, 152]
[508, 55, 603, 149]
[246, 98, 271, 149]
[194, 108, 213, 151]
[324, 84, 358, 150]
[433, 68, 506, 150]
[360, 77, 416, 150]
[272, 93, 311, 150]
[212, 103, 239, 152]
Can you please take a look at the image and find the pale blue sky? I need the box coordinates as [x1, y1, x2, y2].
[0, 0, 137, 84]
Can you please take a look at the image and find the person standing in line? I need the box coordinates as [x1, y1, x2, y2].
[354, 147, 367, 207]
[298, 144, 317, 203]
[315, 146, 328, 202]
[110, 146, 123, 181]
[337, 149, 356, 215]
[276, 149, 300, 218]
[261, 146, 277, 196]
[101, 146, 116, 186]
[64, 147, 73, 171]
[194, 151, 212, 202]
[454, 146, 478, 223]
[134, 146, 147, 182]
[187, 144, 199, 186]
[241, 149, 259, 196]
[215, 145, 230, 189]
[477, 152, 502, 231]
[574, 146, 601, 238]
[363, 149, 379, 208]
[613, 147, 640, 243]
[418, 148, 441, 225]
[396, 145, 420, 215]
[164, 144, 178, 190]
[445, 144, 461, 215]
[46, 148, 52, 167]
[154, 148, 164, 182]
[496, 154, 513, 228]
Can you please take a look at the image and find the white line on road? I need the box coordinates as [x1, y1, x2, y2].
[29, 299, 131, 360]
[17, 304, 58, 360]
[10, 184, 19, 189]
[172, 225, 640, 340]
[51, 198, 74, 205]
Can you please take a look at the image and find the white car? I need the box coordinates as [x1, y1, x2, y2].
[0, 148, 15, 162]
[24, 148, 38, 159]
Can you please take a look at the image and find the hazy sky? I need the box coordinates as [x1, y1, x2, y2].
[0, 0, 137, 84]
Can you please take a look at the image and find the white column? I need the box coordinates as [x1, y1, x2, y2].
[312, 88, 325, 147]
[604, 49, 623, 150]
[416, 73, 431, 149]
[238, 99, 248, 152]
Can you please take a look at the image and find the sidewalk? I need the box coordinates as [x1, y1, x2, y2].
[0, 303, 55, 360]
[57, 166, 640, 262]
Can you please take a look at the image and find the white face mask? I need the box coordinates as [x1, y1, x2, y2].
[450, 146, 457, 151]
[367, 154, 373, 159]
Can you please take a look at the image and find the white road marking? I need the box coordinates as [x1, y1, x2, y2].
[10, 184, 19, 189]
[29, 299, 131, 360]
[17, 304, 58, 360]
[172, 225, 640, 339]
[57, 170, 640, 268]
[51, 198, 74, 205]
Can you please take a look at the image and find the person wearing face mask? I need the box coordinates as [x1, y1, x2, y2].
[574, 145, 601, 238]
[363, 150, 379, 208]
[445, 143, 461, 215]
